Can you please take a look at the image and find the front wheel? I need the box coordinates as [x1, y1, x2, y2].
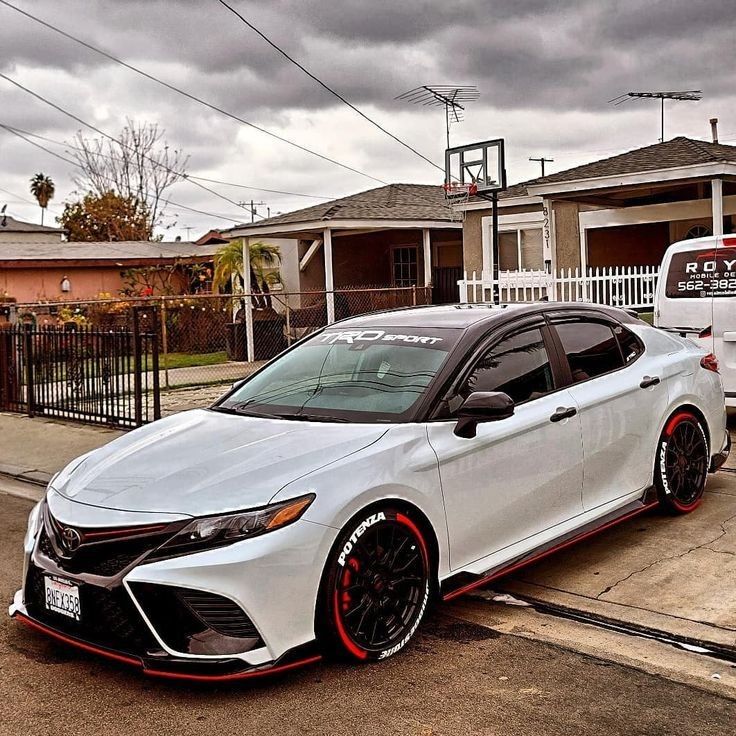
[655, 412, 709, 514]
[319, 507, 431, 662]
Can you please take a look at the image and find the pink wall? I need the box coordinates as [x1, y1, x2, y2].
[0, 266, 128, 302]
[0, 265, 188, 303]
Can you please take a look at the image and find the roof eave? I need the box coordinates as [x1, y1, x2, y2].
[526, 161, 736, 197]
[224, 217, 462, 238]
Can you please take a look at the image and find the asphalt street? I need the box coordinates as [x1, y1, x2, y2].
[1, 493, 734, 736]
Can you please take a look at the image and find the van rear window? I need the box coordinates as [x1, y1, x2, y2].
[665, 247, 736, 298]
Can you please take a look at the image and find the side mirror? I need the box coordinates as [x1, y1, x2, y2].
[453, 391, 515, 439]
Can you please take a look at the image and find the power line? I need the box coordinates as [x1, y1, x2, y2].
[1, 123, 334, 200]
[0, 0, 386, 184]
[215, 0, 443, 173]
[0, 123, 247, 224]
[0, 72, 262, 218]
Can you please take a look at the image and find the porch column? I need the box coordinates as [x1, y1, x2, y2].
[422, 228, 432, 287]
[324, 227, 335, 323]
[712, 178, 724, 236]
[242, 237, 255, 362]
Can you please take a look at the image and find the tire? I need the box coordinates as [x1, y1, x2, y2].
[655, 411, 709, 514]
[319, 506, 431, 662]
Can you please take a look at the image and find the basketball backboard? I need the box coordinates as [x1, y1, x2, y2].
[444, 138, 506, 199]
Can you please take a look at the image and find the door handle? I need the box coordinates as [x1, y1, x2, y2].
[550, 406, 577, 423]
[640, 375, 661, 389]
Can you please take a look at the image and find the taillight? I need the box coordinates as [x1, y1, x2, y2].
[701, 353, 719, 373]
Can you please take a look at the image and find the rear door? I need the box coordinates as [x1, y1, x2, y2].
[427, 320, 584, 571]
[658, 238, 736, 403]
[548, 314, 669, 511]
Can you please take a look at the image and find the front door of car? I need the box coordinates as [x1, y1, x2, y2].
[548, 316, 670, 511]
[427, 323, 584, 572]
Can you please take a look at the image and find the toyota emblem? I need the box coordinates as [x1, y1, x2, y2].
[60, 526, 82, 553]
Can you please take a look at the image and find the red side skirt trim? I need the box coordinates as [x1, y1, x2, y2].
[443, 501, 659, 602]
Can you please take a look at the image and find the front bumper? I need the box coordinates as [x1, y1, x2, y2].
[10, 591, 320, 681]
[10, 513, 338, 680]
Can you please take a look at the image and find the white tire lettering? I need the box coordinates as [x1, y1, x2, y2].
[337, 512, 386, 567]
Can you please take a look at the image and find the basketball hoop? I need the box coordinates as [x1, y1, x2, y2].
[443, 181, 478, 202]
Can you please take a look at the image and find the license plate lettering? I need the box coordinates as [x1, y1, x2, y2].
[44, 576, 81, 621]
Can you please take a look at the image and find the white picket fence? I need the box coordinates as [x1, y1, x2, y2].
[458, 266, 660, 310]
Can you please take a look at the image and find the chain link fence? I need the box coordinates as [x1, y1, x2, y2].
[6, 286, 432, 396]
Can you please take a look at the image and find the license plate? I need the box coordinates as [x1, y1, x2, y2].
[44, 575, 81, 621]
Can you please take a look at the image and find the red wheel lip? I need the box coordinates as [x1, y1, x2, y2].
[331, 511, 430, 660]
[662, 412, 708, 511]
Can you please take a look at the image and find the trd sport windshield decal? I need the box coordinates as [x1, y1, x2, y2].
[319, 329, 445, 346]
[665, 246, 736, 298]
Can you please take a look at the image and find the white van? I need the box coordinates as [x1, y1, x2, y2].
[655, 235, 736, 408]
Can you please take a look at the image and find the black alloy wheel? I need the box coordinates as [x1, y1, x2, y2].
[321, 507, 431, 662]
[656, 412, 709, 514]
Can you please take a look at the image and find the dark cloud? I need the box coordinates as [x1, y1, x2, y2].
[0, 0, 734, 238]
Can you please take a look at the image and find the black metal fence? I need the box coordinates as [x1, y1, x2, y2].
[0, 310, 159, 428]
[7, 286, 432, 392]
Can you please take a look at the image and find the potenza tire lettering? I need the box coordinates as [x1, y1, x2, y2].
[337, 512, 386, 567]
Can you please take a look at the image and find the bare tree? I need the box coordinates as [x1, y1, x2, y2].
[68, 120, 188, 232]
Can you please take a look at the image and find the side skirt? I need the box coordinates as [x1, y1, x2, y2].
[441, 490, 659, 602]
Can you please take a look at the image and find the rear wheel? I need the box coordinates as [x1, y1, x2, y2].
[655, 412, 709, 514]
[320, 507, 431, 662]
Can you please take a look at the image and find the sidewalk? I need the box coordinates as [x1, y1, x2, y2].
[0, 413, 123, 487]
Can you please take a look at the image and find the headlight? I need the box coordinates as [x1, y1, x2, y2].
[158, 494, 315, 555]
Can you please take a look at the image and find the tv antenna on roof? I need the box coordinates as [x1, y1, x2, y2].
[396, 85, 480, 148]
[608, 90, 702, 143]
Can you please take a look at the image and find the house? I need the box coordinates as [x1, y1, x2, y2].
[222, 184, 464, 309]
[0, 214, 66, 244]
[456, 135, 736, 279]
[0, 240, 219, 303]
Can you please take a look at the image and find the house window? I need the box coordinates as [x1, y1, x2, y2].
[498, 229, 544, 272]
[392, 246, 418, 286]
[685, 224, 712, 240]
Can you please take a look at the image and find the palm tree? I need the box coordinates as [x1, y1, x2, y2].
[29, 173, 55, 225]
[213, 239, 282, 309]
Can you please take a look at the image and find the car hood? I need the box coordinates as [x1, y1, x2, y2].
[51, 409, 389, 516]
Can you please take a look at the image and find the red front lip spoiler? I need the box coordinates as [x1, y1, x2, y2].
[12, 612, 322, 682]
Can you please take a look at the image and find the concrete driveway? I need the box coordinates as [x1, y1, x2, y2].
[474, 472, 736, 655]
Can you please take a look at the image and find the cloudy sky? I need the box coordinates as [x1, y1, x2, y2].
[1, 0, 734, 239]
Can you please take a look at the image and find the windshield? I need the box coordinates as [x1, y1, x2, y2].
[217, 326, 461, 422]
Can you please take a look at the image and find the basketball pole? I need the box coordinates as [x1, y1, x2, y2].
[492, 191, 499, 305]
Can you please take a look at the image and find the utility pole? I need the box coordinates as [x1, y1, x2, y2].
[529, 156, 554, 177]
[239, 200, 267, 223]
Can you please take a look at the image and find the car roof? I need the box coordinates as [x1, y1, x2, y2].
[332, 302, 637, 330]
[665, 234, 736, 253]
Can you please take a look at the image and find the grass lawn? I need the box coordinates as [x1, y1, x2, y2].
[149, 351, 229, 370]
[638, 311, 654, 324]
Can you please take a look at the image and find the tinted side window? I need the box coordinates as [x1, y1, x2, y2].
[460, 327, 554, 404]
[614, 324, 643, 364]
[555, 321, 623, 383]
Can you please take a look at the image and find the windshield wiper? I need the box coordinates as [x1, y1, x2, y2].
[211, 405, 349, 422]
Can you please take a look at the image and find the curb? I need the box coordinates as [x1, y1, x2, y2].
[0, 466, 50, 488]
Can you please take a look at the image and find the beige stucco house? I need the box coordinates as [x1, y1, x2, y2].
[456, 136, 736, 279]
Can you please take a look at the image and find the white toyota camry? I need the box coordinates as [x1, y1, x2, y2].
[10, 303, 730, 681]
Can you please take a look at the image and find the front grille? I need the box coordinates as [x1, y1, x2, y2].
[24, 563, 158, 655]
[177, 588, 260, 638]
